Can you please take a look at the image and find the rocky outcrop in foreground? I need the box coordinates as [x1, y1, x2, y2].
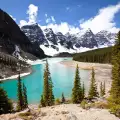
[0, 104, 119, 120]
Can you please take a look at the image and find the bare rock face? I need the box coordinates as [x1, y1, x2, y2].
[0, 104, 119, 120]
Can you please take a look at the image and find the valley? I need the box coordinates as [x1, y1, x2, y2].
[0, 5, 120, 120]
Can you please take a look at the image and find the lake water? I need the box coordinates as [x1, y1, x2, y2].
[0, 58, 90, 104]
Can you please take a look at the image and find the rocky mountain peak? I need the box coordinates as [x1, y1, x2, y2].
[21, 24, 48, 45]
[21, 23, 116, 56]
[83, 28, 94, 36]
[86, 28, 93, 33]
[95, 30, 116, 46]
[43, 28, 58, 45]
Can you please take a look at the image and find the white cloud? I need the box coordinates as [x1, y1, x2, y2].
[79, 19, 84, 24]
[80, 3, 120, 33]
[51, 16, 56, 23]
[27, 4, 38, 24]
[41, 22, 80, 35]
[19, 3, 120, 34]
[19, 4, 38, 27]
[45, 14, 48, 17]
[42, 3, 120, 34]
[38, 20, 42, 22]
[66, 7, 70, 11]
[77, 5, 81, 8]
[45, 16, 56, 24]
[10, 15, 16, 21]
[46, 18, 51, 24]
[20, 20, 28, 26]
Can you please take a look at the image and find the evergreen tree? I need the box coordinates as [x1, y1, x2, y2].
[43, 60, 49, 106]
[61, 93, 65, 103]
[72, 64, 82, 103]
[100, 82, 106, 97]
[88, 68, 98, 99]
[102, 81, 105, 96]
[100, 82, 103, 97]
[109, 31, 120, 105]
[17, 73, 24, 111]
[82, 82, 85, 99]
[48, 77, 54, 106]
[23, 83, 28, 109]
[0, 87, 13, 114]
[40, 95, 45, 107]
[43, 60, 54, 106]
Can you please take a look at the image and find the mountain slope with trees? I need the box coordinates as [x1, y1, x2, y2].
[73, 47, 112, 63]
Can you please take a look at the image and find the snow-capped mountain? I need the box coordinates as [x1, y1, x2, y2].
[21, 24, 48, 45]
[75, 29, 98, 48]
[21, 24, 117, 56]
[95, 30, 116, 46]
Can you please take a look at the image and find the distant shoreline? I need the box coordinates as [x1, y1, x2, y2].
[60, 60, 112, 97]
[60, 60, 112, 69]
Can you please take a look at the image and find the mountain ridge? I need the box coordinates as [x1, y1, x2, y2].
[21, 23, 116, 56]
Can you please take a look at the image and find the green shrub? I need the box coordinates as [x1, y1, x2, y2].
[85, 103, 91, 110]
[93, 102, 109, 109]
[41, 112, 47, 116]
[108, 96, 120, 117]
[83, 101, 109, 109]
[19, 111, 32, 120]
[110, 105, 120, 118]
[66, 99, 72, 104]
[80, 100, 87, 109]
[55, 98, 61, 105]
[19, 112, 32, 117]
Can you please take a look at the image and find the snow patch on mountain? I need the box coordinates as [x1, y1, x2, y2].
[12, 45, 26, 61]
[12, 45, 20, 57]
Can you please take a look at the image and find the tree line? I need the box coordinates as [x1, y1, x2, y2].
[73, 47, 112, 63]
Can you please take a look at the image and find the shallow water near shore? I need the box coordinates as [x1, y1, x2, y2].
[0, 58, 90, 104]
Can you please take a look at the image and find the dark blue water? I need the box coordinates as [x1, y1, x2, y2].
[0, 58, 89, 104]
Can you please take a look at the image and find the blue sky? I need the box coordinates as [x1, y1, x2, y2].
[0, 0, 120, 34]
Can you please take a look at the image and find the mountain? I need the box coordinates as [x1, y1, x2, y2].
[74, 29, 98, 48]
[21, 24, 116, 56]
[95, 30, 116, 46]
[21, 24, 48, 45]
[0, 9, 45, 61]
[0, 9, 47, 78]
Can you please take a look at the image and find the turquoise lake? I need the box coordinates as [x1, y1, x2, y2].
[0, 58, 90, 104]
